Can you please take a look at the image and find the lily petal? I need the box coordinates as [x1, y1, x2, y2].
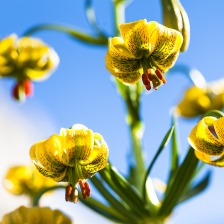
[149, 23, 183, 72]
[120, 19, 152, 59]
[213, 116, 224, 145]
[188, 117, 223, 156]
[60, 128, 94, 164]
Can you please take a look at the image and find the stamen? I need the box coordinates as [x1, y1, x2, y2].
[142, 73, 151, 91]
[65, 184, 73, 202]
[142, 73, 150, 85]
[65, 183, 79, 203]
[78, 179, 91, 199]
[84, 181, 91, 197]
[146, 68, 163, 90]
[155, 69, 166, 84]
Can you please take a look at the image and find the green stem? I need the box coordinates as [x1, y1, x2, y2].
[22, 24, 108, 45]
[121, 82, 145, 192]
[113, 0, 126, 36]
[167, 64, 206, 87]
[32, 185, 65, 206]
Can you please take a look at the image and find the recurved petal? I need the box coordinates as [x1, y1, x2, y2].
[149, 23, 183, 72]
[213, 117, 224, 145]
[60, 128, 94, 164]
[0, 34, 16, 54]
[80, 133, 109, 179]
[32, 139, 65, 173]
[195, 150, 224, 167]
[53, 209, 72, 224]
[27, 207, 53, 223]
[34, 162, 68, 182]
[108, 37, 135, 60]
[188, 117, 224, 156]
[24, 48, 59, 82]
[105, 53, 142, 85]
[177, 87, 210, 117]
[1, 206, 72, 224]
[44, 134, 67, 166]
[119, 19, 152, 58]
[150, 51, 180, 73]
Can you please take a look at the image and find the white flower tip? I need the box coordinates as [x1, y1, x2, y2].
[71, 124, 88, 130]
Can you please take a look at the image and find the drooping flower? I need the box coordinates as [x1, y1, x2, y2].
[188, 116, 224, 166]
[177, 79, 224, 117]
[0, 34, 59, 101]
[105, 19, 183, 90]
[3, 165, 56, 197]
[0, 206, 72, 224]
[30, 124, 109, 203]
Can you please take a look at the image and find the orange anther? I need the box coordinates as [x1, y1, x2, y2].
[155, 69, 166, 84]
[65, 184, 73, 202]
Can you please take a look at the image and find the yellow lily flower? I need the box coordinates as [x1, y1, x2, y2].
[30, 124, 109, 203]
[188, 116, 224, 166]
[0, 34, 59, 101]
[4, 165, 56, 197]
[105, 19, 183, 90]
[177, 79, 224, 117]
[0, 206, 72, 224]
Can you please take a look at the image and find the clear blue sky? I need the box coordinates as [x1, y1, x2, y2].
[0, 1, 224, 223]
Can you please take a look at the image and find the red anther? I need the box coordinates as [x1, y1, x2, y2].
[78, 179, 91, 199]
[142, 73, 150, 85]
[84, 181, 91, 197]
[23, 80, 34, 97]
[145, 84, 151, 91]
[65, 184, 73, 202]
[146, 68, 152, 81]
[12, 83, 20, 100]
[155, 69, 166, 84]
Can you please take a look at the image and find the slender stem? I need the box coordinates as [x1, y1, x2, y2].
[124, 84, 145, 192]
[22, 24, 108, 45]
[167, 64, 206, 88]
[113, 0, 126, 36]
[32, 185, 65, 206]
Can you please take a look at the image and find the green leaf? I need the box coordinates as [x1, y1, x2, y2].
[79, 193, 128, 223]
[170, 113, 180, 173]
[142, 124, 175, 200]
[90, 175, 139, 223]
[158, 147, 199, 217]
[177, 171, 211, 204]
[165, 114, 180, 197]
[22, 24, 108, 45]
[99, 164, 150, 218]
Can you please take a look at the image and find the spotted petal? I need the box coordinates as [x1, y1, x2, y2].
[188, 117, 224, 156]
[80, 133, 109, 178]
[194, 150, 224, 167]
[105, 38, 142, 85]
[148, 22, 183, 73]
[119, 19, 153, 59]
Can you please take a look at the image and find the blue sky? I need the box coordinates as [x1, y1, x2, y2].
[0, 1, 224, 223]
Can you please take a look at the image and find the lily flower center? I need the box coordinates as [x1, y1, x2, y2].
[140, 57, 166, 91]
[65, 164, 91, 203]
[65, 180, 91, 203]
[142, 68, 166, 91]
